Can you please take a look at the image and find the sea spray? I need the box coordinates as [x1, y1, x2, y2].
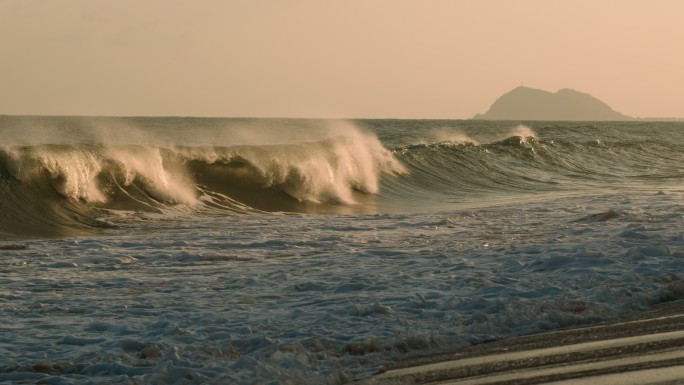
[106, 146, 198, 205]
[425, 125, 536, 147]
[0, 121, 409, 236]
[4, 145, 107, 202]
[179, 127, 406, 204]
[3, 145, 197, 205]
[509, 124, 538, 142]
[430, 128, 479, 146]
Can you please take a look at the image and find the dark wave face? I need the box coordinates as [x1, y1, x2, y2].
[1, 116, 683, 238]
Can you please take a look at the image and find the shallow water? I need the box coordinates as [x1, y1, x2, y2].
[1, 118, 683, 384]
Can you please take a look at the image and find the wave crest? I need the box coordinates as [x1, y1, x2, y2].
[3, 145, 197, 205]
[190, 130, 406, 205]
[0, 126, 406, 236]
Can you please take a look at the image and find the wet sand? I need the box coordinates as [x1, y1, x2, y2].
[362, 302, 684, 384]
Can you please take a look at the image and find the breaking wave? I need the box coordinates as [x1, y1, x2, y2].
[0, 129, 405, 237]
[385, 124, 683, 208]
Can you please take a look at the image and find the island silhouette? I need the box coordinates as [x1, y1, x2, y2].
[474, 86, 631, 121]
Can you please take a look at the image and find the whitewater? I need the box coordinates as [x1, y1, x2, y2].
[1, 116, 683, 384]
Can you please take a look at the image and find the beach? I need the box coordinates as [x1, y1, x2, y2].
[367, 303, 684, 384]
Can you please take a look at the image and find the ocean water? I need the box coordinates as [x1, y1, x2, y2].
[1, 116, 683, 384]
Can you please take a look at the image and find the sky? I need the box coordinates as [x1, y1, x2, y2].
[1, 0, 683, 119]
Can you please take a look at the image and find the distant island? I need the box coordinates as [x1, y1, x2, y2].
[474, 86, 632, 121]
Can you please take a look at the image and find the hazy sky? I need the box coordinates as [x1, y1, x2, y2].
[1, 0, 682, 118]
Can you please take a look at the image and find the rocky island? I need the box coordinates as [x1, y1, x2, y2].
[474, 86, 631, 121]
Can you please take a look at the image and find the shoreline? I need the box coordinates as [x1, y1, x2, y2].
[362, 302, 684, 384]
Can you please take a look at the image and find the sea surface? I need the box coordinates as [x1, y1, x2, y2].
[1, 116, 683, 384]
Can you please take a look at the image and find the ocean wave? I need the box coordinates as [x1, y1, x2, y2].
[1, 120, 682, 238]
[0, 129, 406, 237]
[387, 125, 683, 205]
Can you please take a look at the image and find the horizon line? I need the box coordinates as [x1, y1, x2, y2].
[2, 113, 683, 122]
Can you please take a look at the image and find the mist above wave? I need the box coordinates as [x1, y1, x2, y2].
[0, 122, 406, 211]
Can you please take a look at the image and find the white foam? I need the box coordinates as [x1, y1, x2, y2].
[106, 146, 198, 205]
[509, 124, 538, 142]
[4, 122, 404, 207]
[3, 192, 684, 384]
[430, 129, 479, 145]
[181, 122, 406, 204]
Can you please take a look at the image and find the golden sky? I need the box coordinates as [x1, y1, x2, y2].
[1, 0, 682, 118]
